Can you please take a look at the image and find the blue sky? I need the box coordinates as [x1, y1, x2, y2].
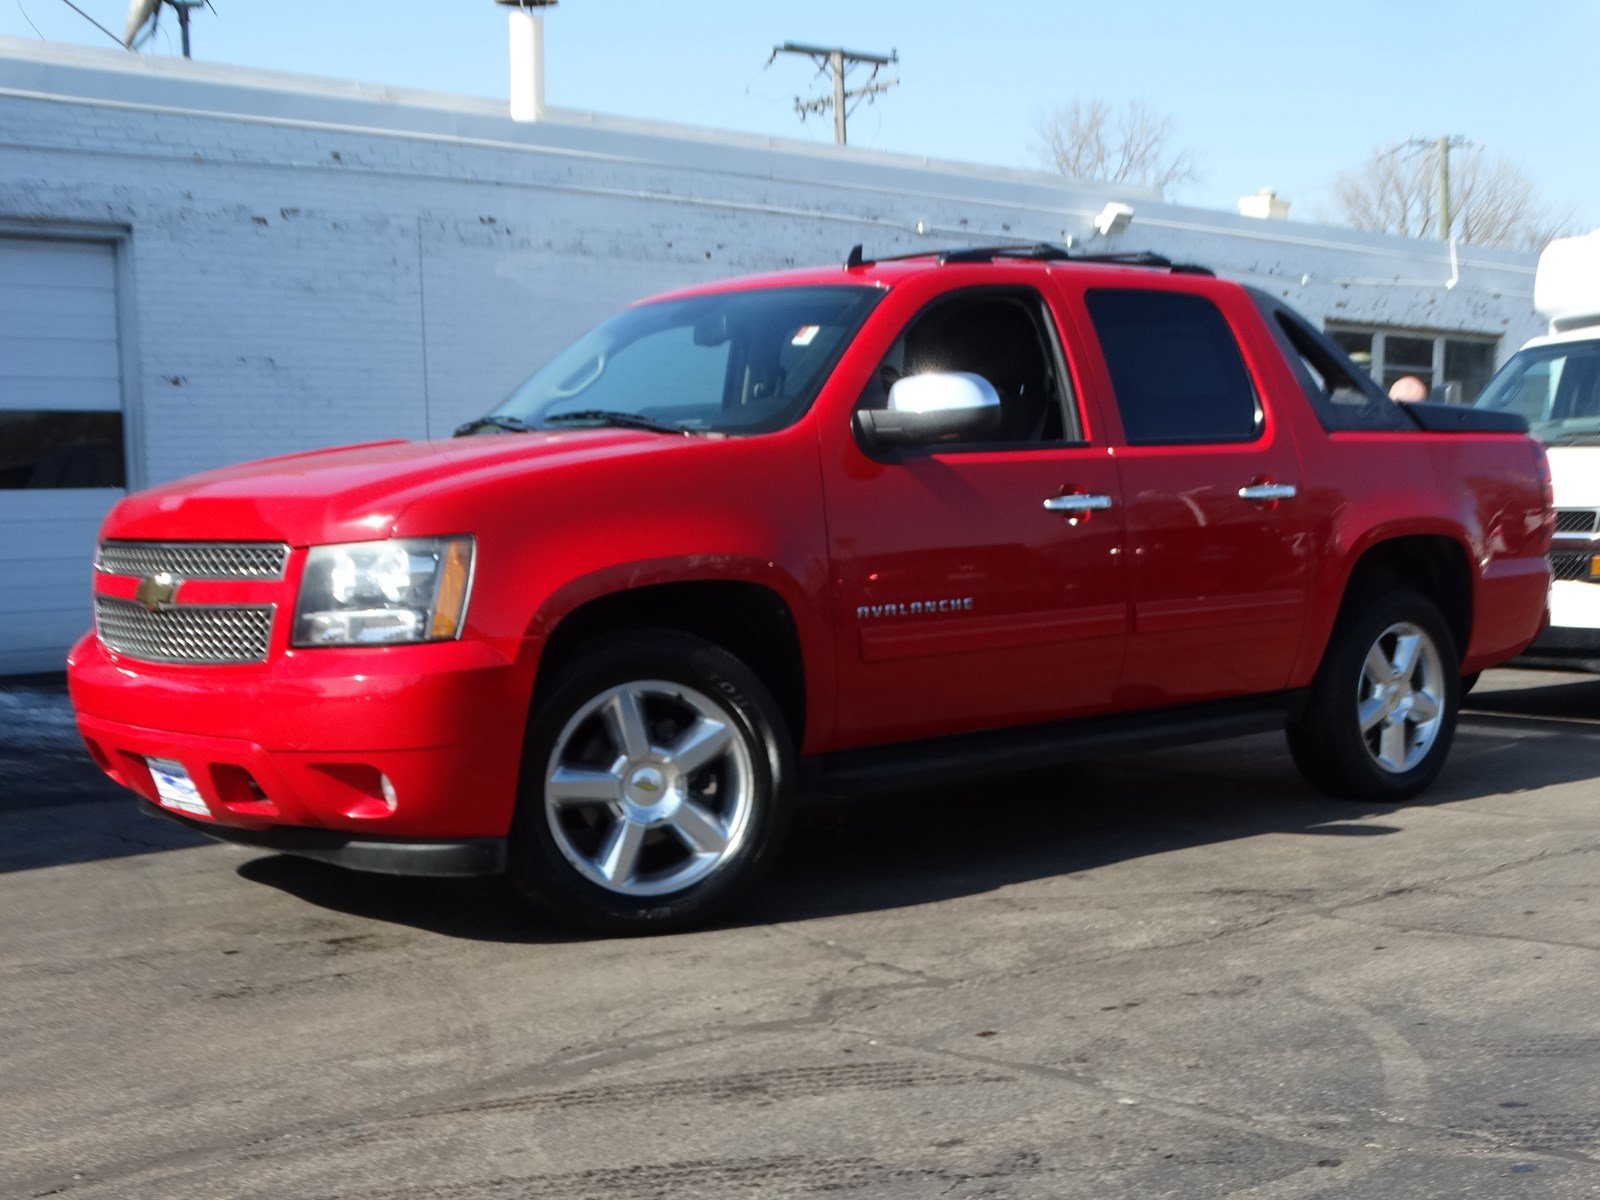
[3, 0, 1593, 229]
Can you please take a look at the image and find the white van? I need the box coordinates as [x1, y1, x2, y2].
[1475, 230, 1600, 672]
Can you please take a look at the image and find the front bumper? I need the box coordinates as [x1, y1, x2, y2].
[68, 632, 534, 845]
[137, 799, 506, 876]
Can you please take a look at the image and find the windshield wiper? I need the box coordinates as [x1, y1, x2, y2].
[542, 410, 694, 435]
[453, 414, 532, 436]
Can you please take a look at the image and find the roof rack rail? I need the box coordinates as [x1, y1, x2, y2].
[842, 243, 1212, 275]
[940, 242, 1073, 264]
[1073, 251, 1216, 277]
[1072, 251, 1172, 268]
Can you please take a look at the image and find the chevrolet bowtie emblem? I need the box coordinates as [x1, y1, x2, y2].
[134, 572, 180, 612]
[634, 777, 661, 793]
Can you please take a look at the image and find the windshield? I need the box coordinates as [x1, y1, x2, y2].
[487, 285, 882, 435]
[1474, 339, 1600, 445]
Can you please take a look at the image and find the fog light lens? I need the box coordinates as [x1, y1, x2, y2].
[379, 774, 398, 811]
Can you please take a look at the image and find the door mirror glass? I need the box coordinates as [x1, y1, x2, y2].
[855, 371, 1003, 449]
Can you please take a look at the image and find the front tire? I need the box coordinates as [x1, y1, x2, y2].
[1288, 589, 1459, 801]
[509, 631, 793, 934]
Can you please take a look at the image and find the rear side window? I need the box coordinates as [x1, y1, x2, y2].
[1246, 289, 1415, 433]
[1085, 289, 1259, 444]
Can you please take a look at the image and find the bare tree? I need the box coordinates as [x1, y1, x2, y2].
[1332, 144, 1572, 251]
[1031, 99, 1200, 196]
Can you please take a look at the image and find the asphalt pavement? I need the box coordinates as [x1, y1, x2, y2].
[2, 669, 1598, 1199]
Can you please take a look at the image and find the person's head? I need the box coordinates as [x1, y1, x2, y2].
[1388, 375, 1430, 403]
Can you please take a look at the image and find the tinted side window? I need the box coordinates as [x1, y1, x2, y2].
[1085, 289, 1258, 445]
[857, 288, 1078, 446]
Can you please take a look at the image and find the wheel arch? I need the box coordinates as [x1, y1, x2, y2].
[1319, 532, 1475, 670]
[528, 575, 816, 752]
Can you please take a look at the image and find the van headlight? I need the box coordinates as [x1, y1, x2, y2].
[292, 537, 474, 647]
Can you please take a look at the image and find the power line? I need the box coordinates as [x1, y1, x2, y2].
[15, 0, 44, 39]
[55, 0, 123, 46]
[768, 41, 898, 146]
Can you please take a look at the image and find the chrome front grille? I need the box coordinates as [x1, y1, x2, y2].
[96, 541, 288, 580]
[1554, 510, 1600, 535]
[95, 597, 275, 665]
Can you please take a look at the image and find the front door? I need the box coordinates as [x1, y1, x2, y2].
[819, 280, 1129, 749]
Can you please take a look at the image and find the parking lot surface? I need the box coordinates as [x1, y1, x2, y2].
[3, 669, 1599, 1199]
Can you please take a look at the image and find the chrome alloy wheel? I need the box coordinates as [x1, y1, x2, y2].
[1357, 621, 1446, 774]
[543, 680, 756, 897]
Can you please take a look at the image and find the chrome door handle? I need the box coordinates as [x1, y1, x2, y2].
[1043, 493, 1114, 513]
[1238, 483, 1297, 502]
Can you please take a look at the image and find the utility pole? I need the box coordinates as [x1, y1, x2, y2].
[1406, 134, 1471, 241]
[173, 0, 195, 58]
[769, 42, 898, 146]
[123, 1, 210, 59]
[1433, 134, 1452, 243]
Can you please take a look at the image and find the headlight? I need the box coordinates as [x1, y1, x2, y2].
[292, 537, 474, 647]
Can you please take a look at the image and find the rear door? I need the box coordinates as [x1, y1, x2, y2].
[1068, 280, 1312, 706]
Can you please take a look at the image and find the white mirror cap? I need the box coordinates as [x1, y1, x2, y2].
[887, 371, 1001, 414]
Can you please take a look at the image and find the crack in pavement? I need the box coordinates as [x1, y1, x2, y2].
[1316, 910, 1600, 956]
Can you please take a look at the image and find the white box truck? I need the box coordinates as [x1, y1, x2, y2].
[1475, 229, 1600, 671]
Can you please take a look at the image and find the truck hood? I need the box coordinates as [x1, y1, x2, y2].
[103, 430, 690, 545]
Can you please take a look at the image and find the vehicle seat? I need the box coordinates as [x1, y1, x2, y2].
[904, 301, 1056, 441]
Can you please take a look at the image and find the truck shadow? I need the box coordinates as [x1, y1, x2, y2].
[231, 672, 1600, 942]
[11, 671, 1591, 891]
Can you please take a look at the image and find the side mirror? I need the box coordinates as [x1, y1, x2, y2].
[854, 371, 1002, 450]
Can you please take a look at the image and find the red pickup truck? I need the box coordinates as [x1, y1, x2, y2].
[68, 246, 1552, 932]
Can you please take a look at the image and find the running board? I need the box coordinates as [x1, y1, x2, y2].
[802, 691, 1304, 800]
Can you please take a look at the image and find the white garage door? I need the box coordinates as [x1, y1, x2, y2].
[0, 237, 127, 676]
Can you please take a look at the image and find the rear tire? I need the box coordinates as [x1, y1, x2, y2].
[1287, 589, 1459, 802]
[509, 631, 793, 935]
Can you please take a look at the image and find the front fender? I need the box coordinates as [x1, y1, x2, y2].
[392, 429, 837, 752]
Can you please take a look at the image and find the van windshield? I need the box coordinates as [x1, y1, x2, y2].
[1474, 339, 1600, 445]
[484, 285, 881, 436]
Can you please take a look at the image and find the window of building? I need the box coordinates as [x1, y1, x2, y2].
[0, 237, 128, 490]
[1085, 289, 1259, 445]
[0, 411, 125, 488]
[1326, 324, 1500, 404]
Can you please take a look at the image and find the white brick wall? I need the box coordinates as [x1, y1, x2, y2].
[0, 41, 1544, 490]
[0, 42, 1546, 671]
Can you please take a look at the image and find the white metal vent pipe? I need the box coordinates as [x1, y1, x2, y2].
[507, 5, 546, 122]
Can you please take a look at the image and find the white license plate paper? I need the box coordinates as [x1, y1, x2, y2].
[147, 758, 209, 817]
